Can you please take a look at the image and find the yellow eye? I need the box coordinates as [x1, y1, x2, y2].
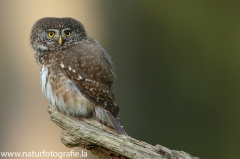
[47, 31, 55, 38]
[65, 31, 71, 37]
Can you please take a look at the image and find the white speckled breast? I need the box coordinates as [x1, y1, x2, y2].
[40, 65, 95, 117]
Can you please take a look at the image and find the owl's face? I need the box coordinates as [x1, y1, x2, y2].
[30, 17, 87, 51]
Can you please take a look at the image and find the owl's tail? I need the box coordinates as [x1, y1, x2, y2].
[105, 111, 128, 135]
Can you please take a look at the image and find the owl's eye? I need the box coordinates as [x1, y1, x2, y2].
[47, 31, 55, 38]
[65, 31, 71, 37]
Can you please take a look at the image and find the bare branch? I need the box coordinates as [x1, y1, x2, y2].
[48, 106, 199, 159]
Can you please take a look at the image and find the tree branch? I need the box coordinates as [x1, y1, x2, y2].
[48, 106, 200, 159]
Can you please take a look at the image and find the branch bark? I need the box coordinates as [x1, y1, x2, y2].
[48, 106, 200, 159]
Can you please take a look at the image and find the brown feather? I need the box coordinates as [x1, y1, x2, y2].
[55, 40, 120, 118]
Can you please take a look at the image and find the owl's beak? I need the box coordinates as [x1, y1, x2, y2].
[58, 36, 63, 45]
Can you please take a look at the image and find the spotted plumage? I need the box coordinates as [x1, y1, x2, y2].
[30, 17, 126, 134]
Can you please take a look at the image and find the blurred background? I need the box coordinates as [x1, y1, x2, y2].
[1, 0, 240, 159]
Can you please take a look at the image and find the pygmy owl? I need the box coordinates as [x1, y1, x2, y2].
[30, 17, 127, 135]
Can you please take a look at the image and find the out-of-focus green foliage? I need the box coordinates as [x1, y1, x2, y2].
[99, 1, 240, 158]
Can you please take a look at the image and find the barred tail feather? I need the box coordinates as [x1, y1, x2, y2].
[105, 111, 127, 135]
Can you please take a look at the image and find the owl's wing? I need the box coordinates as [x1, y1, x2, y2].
[56, 39, 120, 118]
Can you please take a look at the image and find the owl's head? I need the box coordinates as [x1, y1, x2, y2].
[30, 17, 87, 51]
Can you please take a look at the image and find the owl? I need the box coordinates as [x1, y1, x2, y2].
[30, 17, 127, 135]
